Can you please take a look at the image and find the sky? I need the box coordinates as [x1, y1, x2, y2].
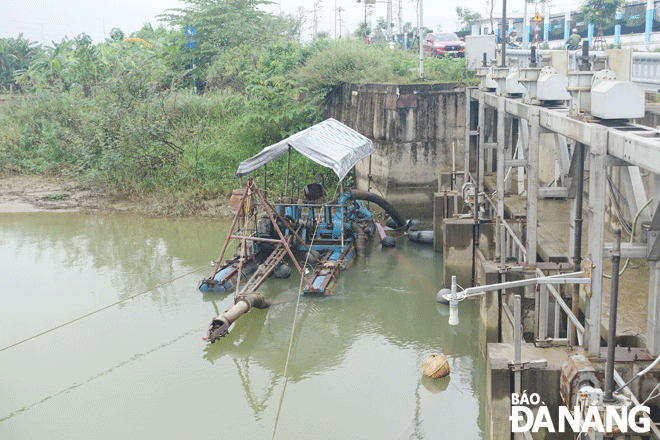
[3, 0, 579, 46]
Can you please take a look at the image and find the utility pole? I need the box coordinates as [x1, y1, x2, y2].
[335, 0, 337, 39]
[419, 0, 424, 78]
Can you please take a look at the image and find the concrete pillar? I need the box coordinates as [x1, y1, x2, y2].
[464, 88, 472, 184]
[615, 13, 623, 45]
[497, 97, 506, 262]
[544, 11, 550, 42]
[564, 12, 571, 43]
[478, 95, 486, 194]
[443, 218, 474, 288]
[526, 108, 540, 266]
[647, 0, 656, 43]
[588, 23, 594, 46]
[585, 128, 608, 356]
[647, 176, 660, 356]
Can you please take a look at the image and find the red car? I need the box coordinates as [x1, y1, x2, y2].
[423, 32, 465, 57]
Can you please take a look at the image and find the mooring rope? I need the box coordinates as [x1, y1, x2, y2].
[0, 264, 209, 353]
[271, 221, 319, 440]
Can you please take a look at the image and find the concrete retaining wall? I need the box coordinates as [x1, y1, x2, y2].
[325, 83, 466, 219]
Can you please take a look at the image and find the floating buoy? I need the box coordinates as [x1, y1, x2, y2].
[382, 236, 396, 248]
[436, 288, 451, 305]
[306, 250, 321, 265]
[273, 263, 291, 279]
[421, 354, 450, 379]
[408, 230, 433, 244]
[386, 217, 398, 229]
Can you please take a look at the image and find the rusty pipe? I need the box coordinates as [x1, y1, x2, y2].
[203, 292, 271, 343]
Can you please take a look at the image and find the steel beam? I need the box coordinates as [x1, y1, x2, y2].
[603, 243, 649, 259]
[538, 187, 568, 198]
[608, 130, 660, 176]
[497, 96, 506, 226]
[620, 166, 651, 226]
[554, 133, 571, 178]
[478, 94, 486, 194]
[649, 176, 660, 356]
[585, 127, 608, 356]
[464, 88, 473, 183]
[526, 108, 540, 266]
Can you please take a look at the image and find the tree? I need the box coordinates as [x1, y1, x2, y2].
[580, 0, 624, 48]
[160, 0, 276, 50]
[580, 0, 623, 31]
[313, 0, 323, 38]
[354, 21, 372, 41]
[109, 28, 125, 41]
[485, 0, 498, 35]
[455, 7, 483, 31]
[0, 34, 41, 92]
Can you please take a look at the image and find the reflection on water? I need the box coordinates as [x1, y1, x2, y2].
[0, 213, 484, 439]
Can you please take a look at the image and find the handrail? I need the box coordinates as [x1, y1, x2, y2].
[535, 267, 585, 345]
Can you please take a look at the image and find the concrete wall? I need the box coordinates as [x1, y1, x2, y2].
[325, 83, 466, 219]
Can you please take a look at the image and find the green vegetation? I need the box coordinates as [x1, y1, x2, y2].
[0, 0, 475, 215]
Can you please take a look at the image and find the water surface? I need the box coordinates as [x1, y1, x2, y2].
[0, 212, 484, 439]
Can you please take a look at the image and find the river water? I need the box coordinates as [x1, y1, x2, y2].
[0, 212, 485, 439]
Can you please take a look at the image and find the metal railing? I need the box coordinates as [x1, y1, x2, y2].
[505, 49, 660, 85]
[534, 267, 585, 347]
[500, 220, 528, 264]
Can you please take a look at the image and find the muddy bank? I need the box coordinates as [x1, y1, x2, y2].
[0, 174, 232, 217]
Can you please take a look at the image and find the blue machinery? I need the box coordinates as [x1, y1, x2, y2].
[200, 119, 406, 343]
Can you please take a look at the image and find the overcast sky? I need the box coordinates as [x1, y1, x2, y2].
[4, 0, 578, 46]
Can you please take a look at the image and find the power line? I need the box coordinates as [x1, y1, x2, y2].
[0, 264, 208, 353]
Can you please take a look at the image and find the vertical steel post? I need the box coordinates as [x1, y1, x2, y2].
[539, 283, 548, 343]
[647, 176, 660, 356]
[604, 228, 622, 402]
[514, 294, 522, 394]
[571, 142, 585, 346]
[501, 0, 508, 67]
[473, 94, 485, 285]
[586, 128, 608, 356]
[526, 109, 540, 266]
[497, 97, 506, 265]
[464, 88, 471, 185]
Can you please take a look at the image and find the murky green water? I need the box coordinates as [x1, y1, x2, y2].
[0, 212, 485, 439]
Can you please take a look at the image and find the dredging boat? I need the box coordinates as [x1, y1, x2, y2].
[200, 118, 406, 343]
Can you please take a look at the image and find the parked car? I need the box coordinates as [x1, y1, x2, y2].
[423, 32, 465, 57]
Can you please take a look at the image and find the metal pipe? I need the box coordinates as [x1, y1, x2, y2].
[204, 292, 271, 343]
[514, 294, 522, 394]
[579, 40, 590, 71]
[571, 142, 585, 345]
[501, 0, 508, 67]
[604, 228, 622, 402]
[347, 190, 406, 228]
[284, 146, 291, 199]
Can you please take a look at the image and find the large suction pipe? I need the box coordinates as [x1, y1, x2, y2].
[347, 190, 406, 228]
[204, 292, 271, 343]
[351, 222, 368, 256]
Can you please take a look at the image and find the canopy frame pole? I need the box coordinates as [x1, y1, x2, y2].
[340, 181, 345, 251]
[285, 146, 291, 200]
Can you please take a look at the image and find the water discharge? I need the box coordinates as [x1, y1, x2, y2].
[0, 212, 485, 439]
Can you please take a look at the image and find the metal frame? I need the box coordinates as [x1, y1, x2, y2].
[467, 85, 660, 357]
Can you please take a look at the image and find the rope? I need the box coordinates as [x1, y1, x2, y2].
[0, 264, 209, 353]
[271, 222, 319, 440]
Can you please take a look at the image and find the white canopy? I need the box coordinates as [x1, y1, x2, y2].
[235, 118, 374, 181]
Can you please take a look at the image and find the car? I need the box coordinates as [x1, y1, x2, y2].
[423, 32, 465, 57]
